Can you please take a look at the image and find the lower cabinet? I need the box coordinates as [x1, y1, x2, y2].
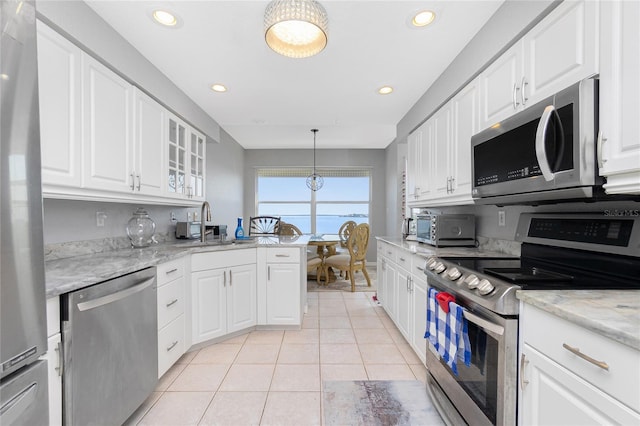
[191, 249, 257, 344]
[156, 258, 187, 377]
[519, 303, 640, 425]
[43, 297, 62, 425]
[409, 266, 428, 365]
[257, 247, 303, 326]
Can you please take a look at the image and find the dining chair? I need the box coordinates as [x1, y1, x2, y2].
[307, 256, 325, 284]
[337, 220, 356, 252]
[279, 222, 302, 236]
[248, 216, 281, 235]
[323, 223, 371, 292]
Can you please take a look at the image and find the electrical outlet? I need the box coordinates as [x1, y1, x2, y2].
[498, 210, 506, 227]
[96, 212, 106, 227]
[170, 211, 177, 222]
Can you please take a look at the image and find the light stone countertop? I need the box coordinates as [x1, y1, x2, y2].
[45, 235, 307, 298]
[375, 236, 519, 259]
[517, 290, 640, 351]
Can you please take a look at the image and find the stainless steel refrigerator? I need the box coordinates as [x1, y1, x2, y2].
[0, 0, 49, 424]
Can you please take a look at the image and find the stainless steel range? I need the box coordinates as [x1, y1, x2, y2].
[423, 212, 640, 426]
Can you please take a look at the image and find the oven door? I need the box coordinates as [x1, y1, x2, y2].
[425, 300, 518, 426]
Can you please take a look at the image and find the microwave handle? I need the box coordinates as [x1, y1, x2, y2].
[535, 105, 557, 182]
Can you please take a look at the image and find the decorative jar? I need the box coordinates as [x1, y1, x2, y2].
[126, 208, 156, 248]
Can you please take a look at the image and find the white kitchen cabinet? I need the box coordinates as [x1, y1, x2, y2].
[396, 265, 411, 339]
[519, 303, 640, 425]
[156, 258, 186, 377]
[380, 249, 398, 321]
[82, 54, 135, 193]
[409, 263, 428, 366]
[257, 247, 302, 326]
[36, 21, 83, 191]
[480, 0, 598, 131]
[191, 249, 257, 344]
[43, 297, 62, 426]
[134, 89, 165, 197]
[598, 0, 640, 194]
[166, 113, 206, 201]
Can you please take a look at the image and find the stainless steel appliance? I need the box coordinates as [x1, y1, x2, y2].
[471, 79, 600, 205]
[416, 214, 475, 247]
[423, 212, 640, 426]
[176, 221, 202, 239]
[0, 1, 49, 424]
[62, 267, 158, 425]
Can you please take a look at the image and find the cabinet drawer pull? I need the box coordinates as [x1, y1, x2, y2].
[399, 257, 405, 262]
[130, 173, 135, 191]
[275, 254, 290, 257]
[166, 298, 178, 308]
[165, 268, 178, 275]
[166, 340, 178, 352]
[520, 353, 529, 390]
[562, 343, 609, 371]
[512, 83, 520, 109]
[55, 340, 63, 377]
[136, 174, 141, 191]
[520, 77, 528, 105]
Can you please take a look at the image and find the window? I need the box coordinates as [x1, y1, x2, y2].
[256, 169, 370, 234]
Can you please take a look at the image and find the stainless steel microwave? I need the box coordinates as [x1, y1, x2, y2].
[471, 79, 601, 205]
[416, 214, 475, 247]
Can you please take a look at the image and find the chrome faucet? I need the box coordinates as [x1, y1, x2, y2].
[200, 201, 211, 242]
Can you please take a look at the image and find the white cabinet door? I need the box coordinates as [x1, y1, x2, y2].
[410, 273, 427, 365]
[431, 106, 452, 199]
[192, 268, 227, 343]
[44, 334, 63, 426]
[448, 79, 478, 204]
[520, 344, 640, 426]
[166, 113, 207, 200]
[82, 54, 134, 193]
[36, 21, 82, 190]
[227, 264, 257, 332]
[522, 0, 598, 105]
[188, 129, 206, 200]
[406, 129, 422, 203]
[396, 267, 411, 339]
[266, 263, 301, 325]
[480, 42, 524, 129]
[134, 89, 165, 196]
[384, 260, 398, 321]
[599, 0, 640, 194]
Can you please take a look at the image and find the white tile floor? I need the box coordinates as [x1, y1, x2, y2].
[127, 291, 428, 425]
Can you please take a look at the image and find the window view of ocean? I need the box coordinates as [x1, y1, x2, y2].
[280, 215, 368, 234]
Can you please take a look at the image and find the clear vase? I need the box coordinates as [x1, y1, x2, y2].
[126, 208, 156, 248]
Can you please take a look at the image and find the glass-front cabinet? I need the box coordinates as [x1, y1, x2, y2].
[167, 113, 205, 201]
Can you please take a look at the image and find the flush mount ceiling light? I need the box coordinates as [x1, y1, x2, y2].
[412, 10, 436, 27]
[306, 129, 324, 191]
[152, 9, 178, 27]
[264, 0, 329, 59]
[378, 86, 394, 95]
[210, 84, 227, 93]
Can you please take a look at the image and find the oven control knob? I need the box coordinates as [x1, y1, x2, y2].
[464, 274, 480, 289]
[446, 267, 462, 281]
[477, 279, 495, 295]
[434, 262, 446, 274]
[426, 258, 438, 270]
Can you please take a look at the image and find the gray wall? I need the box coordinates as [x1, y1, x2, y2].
[244, 149, 386, 261]
[37, 1, 245, 245]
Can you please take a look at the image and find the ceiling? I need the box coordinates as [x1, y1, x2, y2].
[85, 1, 504, 150]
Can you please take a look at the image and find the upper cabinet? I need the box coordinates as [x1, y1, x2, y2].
[479, 0, 599, 131]
[598, 0, 640, 195]
[37, 21, 205, 205]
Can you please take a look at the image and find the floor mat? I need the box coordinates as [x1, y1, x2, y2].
[323, 380, 445, 425]
[308, 268, 377, 292]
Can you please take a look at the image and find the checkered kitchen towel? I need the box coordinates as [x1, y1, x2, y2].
[425, 287, 471, 375]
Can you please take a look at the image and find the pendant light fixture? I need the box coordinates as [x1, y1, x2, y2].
[306, 129, 324, 191]
[264, 0, 329, 59]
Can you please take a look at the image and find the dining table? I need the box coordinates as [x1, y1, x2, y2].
[307, 234, 343, 283]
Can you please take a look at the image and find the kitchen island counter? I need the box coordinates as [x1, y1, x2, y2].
[517, 290, 640, 351]
[45, 235, 307, 297]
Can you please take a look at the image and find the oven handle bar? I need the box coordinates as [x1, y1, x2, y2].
[463, 310, 504, 336]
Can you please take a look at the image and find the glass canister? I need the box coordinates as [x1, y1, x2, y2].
[126, 208, 156, 248]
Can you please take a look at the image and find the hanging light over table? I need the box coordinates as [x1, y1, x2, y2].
[306, 129, 324, 191]
[264, 0, 329, 59]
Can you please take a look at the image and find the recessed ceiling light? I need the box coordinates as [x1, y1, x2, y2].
[152, 10, 178, 27]
[378, 86, 393, 95]
[211, 84, 227, 93]
[412, 10, 436, 27]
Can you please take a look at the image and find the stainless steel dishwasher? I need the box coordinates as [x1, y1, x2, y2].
[62, 267, 157, 425]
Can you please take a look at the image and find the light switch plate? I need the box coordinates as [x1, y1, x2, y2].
[498, 210, 506, 227]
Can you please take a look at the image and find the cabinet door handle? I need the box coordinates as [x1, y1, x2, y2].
[166, 298, 178, 308]
[224, 270, 227, 286]
[512, 83, 520, 110]
[268, 266, 271, 281]
[520, 77, 528, 105]
[136, 174, 141, 191]
[520, 353, 529, 390]
[165, 268, 178, 275]
[166, 340, 178, 352]
[275, 254, 290, 258]
[597, 131, 607, 169]
[55, 340, 63, 377]
[229, 270, 232, 285]
[562, 343, 609, 371]
[399, 257, 405, 262]
[130, 173, 135, 191]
